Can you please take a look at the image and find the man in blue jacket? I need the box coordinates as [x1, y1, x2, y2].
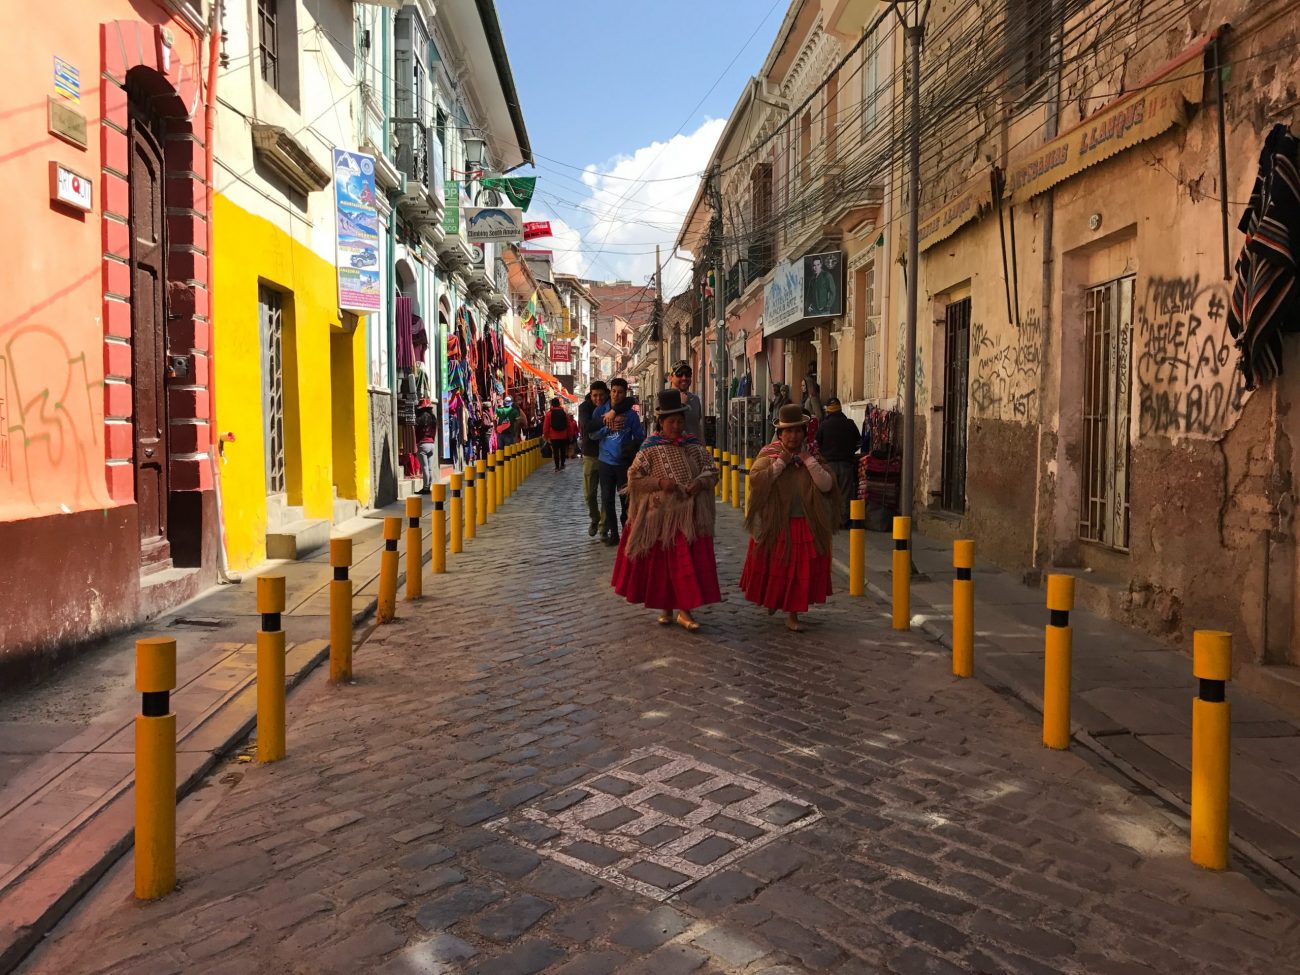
[591, 377, 644, 546]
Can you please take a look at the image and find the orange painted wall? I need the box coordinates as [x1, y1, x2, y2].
[0, 3, 204, 521]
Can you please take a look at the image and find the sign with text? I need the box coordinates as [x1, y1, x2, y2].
[762, 259, 805, 337]
[464, 206, 525, 243]
[49, 161, 91, 211]
[332, 149, 381, 313]
[549, 341, 572, 363]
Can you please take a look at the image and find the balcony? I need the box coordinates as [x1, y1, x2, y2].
[394, 119, 445, 233]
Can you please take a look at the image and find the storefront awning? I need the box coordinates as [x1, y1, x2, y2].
[918, 178, 994, 253]
[1005, 30, 1219, 206]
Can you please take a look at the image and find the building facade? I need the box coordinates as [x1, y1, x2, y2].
[0, 0, 218, 674]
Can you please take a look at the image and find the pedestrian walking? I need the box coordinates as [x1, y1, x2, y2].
[496, 396, 522, 446]
[579, 381, 609, 535]
[591, 378, 645, 546]
[611, 390, 720, 631]
[542, 397, 572, 471]
[815, 396, 861, 527]
[415, 398, 438, 494]
[668, 361, 704, 438]
[741, 403, 840, 632]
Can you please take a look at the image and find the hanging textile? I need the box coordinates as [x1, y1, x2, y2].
[1228, 123, 1300, 390]
[396, 296, 416, 370]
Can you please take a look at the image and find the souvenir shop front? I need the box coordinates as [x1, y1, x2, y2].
[443, 302, 510, 471]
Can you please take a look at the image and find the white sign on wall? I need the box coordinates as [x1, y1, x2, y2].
[762, 259, 805, 337]
[50, 162, 92, 212]
[464, 206, 525, 243]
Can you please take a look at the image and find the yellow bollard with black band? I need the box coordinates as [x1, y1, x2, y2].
[405, 496, 423, 600]
[849, 500, 866, 597]
[329, 538, 353, 683]
[256, 575, 287, 762]
[377, 515, 401, 623]
[1043, 574, 1075, 750]
[953, 540, 975, 678]
[892, 516, 911, 630]
[464, 465, 477, 540]
[450, 472, 464, 554]
[135, 635, 177, 900]
[1191, 630, 1232, 870]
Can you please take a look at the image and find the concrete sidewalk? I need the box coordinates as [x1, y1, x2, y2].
[0, 487, 478, 971]
[814, 514, 1300, 895]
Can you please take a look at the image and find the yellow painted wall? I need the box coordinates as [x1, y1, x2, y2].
[213, 195, 371, 571]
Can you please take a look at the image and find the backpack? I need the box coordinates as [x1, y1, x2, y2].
[550, 408, 569, 432]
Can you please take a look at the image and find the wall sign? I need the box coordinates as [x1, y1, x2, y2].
[550, 341, 572, 363]
[53, 56, 80, 103]
[48, 97, 87, 150]
[331, 148, 381, 313]
[464, 206, 525, 244]
[50, 162, 92, 212]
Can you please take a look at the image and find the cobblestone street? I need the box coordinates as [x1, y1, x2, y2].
[20, 470, 1300, 975]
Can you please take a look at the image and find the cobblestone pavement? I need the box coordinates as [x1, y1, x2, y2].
[20, 469, 1300, 975]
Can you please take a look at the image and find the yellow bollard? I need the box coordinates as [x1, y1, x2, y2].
[720, 452, 731, 503]
[329, 538, 353, 684]
[953, 540, 975, 678]
[134, 635, 177, 900]
[511, 443, 520, 494]
[405, 496, 423, 600]
[744, 455, 753, 514]
[713, 449, 723, 499]
[849, 499, 866, 597]
[377, 515, 401, 623]
[485, 454, 497, 517]
[1043, 574, 1075, 750]
[432, 482, 447, 574]
[475, 459, 487, 526]
[450, 472, 464, 554]
[730, 453, 741, 510]
[256, 575, 287, 763]
[494, 449, 505, 509]
[892, 516, 911, 630]
[1191, 630, 1232, 870]
[464, 466, 477, 541]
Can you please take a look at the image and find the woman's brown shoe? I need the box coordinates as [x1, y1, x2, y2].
[676, 612, 701, 632]
[657, 611, 674, 626]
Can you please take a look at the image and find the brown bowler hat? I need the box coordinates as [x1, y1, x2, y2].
[774, 404, 809, 429]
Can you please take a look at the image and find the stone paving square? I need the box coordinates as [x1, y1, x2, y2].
[486, 745, 824, 902]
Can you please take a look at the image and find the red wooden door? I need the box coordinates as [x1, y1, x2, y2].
[128, 112, 170, 568]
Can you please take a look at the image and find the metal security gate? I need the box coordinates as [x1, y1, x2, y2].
[259, 285, 286, 496]
[941, 298, 971, 513]
[1080, 275, 1134, 549]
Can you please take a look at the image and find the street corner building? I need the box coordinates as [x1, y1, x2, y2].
[0, 0, 218, 678]
[668, 0, 1300, 694]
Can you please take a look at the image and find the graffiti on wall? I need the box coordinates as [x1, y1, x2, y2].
[970, 311, 1041, 421]
[896, 327, 926, 405]
[0, 324, 105, 507]
[1135, 275, 1248, 438]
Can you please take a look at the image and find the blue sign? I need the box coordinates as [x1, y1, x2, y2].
[332, 149, 380, 314]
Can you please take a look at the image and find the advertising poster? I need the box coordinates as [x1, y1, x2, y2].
[762, 260, 804, 336]
[550, 341, 572, 363]
[802, 251, 844, 318]
[464, 206, 525, 243]
[332, 149, 380, 313]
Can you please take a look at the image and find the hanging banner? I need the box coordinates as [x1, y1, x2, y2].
[550, 341, 572, 363]
[332, 148, 381, 313]
[1005, 31, 1215, 206]
[443, 179, 460, 234]
[762, 259, 804, 337]
[524, 220, 552, 241]
[480, 175, 536, 209]
[464, 206, 525, 243]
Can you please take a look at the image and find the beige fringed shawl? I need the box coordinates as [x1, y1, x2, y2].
[622, 440, 718, 559]
[745, 442, 839, 554]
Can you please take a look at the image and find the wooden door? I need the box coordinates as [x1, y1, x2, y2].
[129, 111, 170, 568]
[940, 298, 971, 513]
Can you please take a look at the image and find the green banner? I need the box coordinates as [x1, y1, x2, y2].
[443, 179, 459, 234]
[481, 176, 536, 210]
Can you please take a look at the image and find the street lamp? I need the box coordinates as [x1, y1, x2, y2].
[463, 135, 486, 175]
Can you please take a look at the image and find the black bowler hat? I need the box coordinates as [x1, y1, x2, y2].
[655, 390, 689, 417]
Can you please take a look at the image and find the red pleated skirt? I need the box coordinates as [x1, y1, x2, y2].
[612, 532, 721, 611]
[740, 516, 833, 613]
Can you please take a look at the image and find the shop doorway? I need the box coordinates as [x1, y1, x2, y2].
[1079, 275, 1134, 550]
[940, 298, 971, 513]
[128, 105, 170, 569]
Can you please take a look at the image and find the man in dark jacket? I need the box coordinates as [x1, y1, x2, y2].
[815, 396, 861, 527]
[579, 381, 610, 535]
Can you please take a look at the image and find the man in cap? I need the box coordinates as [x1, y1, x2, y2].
[815, 396, 862, 528]
[670, 361, 703, 438]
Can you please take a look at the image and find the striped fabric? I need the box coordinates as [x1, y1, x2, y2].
[1228, 124, 1300, 390]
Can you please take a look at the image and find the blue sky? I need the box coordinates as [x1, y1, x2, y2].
[496, 0, 788, 290]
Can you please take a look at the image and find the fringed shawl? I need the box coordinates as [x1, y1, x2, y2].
[745, 441, 839, 555]
[622, 439, 718, 559]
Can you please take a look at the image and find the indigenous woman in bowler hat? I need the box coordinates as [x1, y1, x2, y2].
[611, 390, 721, 631]
[741, 403, 840, 631]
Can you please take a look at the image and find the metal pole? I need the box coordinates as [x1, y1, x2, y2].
[901, 20, 922, 520]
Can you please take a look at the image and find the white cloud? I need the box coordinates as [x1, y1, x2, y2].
[524, 119, 724, 294]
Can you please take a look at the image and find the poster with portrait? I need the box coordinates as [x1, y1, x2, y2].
[802, 251, 844, 319]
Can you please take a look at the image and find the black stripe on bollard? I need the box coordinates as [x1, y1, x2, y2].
[385, 538, 398, 552]
[1050, 609, 1069, 628]
[451, 489, 462, 498]
[894, 539, 908, 551]
[956, 567, 972, 581]
[433, 501, 445, 511]
[848, 518, 866, 530]
[1199, 678, 1226, 703]
[408, 514, 419, 528]
[262, 611, 281, 632]
[141, 690, 169, 718]
[333, 566, 348, 582]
